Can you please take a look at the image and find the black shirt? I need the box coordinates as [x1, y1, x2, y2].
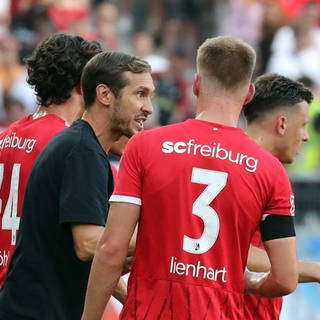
[0, 119, 113, 320]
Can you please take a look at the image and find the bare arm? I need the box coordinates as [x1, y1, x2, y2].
[298, 261, 320, 283]
[71, 223, 128, 303]
[128, 226, 137, 257]
[72, 224, 104, 261]
[81, 202, 140, 320]
[112, 277, 127, 304]
[245, 237, 298, 297]
[247, 245, 270, 273]
[122, 227, 137, 275]
[247, 245, 320, 283]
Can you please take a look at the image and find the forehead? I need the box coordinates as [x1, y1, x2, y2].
[123, 71, 155, 93]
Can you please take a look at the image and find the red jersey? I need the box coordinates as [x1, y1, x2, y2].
[110, 119, 295, 320]
[244, 231, 283, 320]
[0, 114, 68, 287]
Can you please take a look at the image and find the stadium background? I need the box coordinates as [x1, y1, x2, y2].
[1, 0, 320, 319]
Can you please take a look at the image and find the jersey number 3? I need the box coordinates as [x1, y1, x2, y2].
[183, 168, 228, 255]
[0, 163, 21, 245]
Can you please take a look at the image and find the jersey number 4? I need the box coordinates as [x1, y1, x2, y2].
[0, 163, 21, 245]
[183, 168, 228, 255]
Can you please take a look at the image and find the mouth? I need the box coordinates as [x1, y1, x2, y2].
[135, 117, 147, 130]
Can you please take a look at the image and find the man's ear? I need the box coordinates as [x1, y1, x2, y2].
[244, 83, 255, 105]
[193, 73, 200, 96]
[276, 115, 287, 135]
[96, 84, 113, 106]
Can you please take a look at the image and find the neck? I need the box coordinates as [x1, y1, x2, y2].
[81, 109, 120, 153]
[33, 89, 83, 125]
[195, 94, 242, 127]
[247, 124, 274, 154]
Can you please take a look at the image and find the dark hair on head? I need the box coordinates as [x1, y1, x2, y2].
[244, 73, 314, 123]
[81, 51, 151, 108]
[91, 0, 118, 10]
[26, 33, 102, 107]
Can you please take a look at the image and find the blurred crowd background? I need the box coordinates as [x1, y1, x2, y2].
[0, 0, 319, 319]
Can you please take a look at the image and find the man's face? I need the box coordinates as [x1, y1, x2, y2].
[111, 71, 155, 138]
[280, 101, 309, 164]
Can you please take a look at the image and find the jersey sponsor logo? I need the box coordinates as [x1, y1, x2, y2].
[162, 139, 258, 172]
[290, 194, 295, 216]
[169, 256, 227, 283]
[0, 132, 36, 153]
[0, 250, 9, 267]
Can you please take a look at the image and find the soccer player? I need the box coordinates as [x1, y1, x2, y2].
[82, 36, 298, 320]
[244, 73, 320, 319]
[0, 33, 102, 287]
[0, 51, 155, 319]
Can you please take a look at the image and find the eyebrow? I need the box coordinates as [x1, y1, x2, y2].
[136, 85, 156, 97]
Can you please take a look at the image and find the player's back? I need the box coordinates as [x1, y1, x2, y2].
[0, 114, 67, 286]
[115, 119, 293, 319]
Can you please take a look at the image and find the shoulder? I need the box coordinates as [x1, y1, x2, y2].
[238, 133, 286, 175]
[140, 123, 184, 138]
[126, 123, 183, 150]
[50, 119, 87, 144]
[0, 116, 30, 136]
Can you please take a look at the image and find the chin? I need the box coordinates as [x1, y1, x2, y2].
[285, 158, 294, 164]
[124, 130, 135, 138]
[134, 125, 143, 133]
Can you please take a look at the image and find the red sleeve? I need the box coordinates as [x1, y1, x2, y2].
[265, 160, 295, 218]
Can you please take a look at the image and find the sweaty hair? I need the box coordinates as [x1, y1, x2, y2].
[26, 33, 102, 107]
[244, 73, 314, 123]
[81, 51, 151, 108]
[196, 35, 256, 89]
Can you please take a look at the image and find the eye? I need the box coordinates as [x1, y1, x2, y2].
[137, 91, 144, 98]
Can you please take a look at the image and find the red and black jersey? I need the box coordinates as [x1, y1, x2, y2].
[110, 119, 295, 319]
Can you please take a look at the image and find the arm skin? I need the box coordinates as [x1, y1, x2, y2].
[245, 237, 298, 297]
[112, 277, 127, 303]
[72, 224, 105, 261]
[247, 244, 320, 283]
[71, 223, 128, 304]
[122, 227, 137, 275]
[81, 202, 140, 320]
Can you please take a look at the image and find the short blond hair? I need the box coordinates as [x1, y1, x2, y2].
[196, 35, 256, 89]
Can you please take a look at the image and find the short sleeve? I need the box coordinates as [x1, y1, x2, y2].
[59, 146, 112, 225]
[264, 162, 295, 218]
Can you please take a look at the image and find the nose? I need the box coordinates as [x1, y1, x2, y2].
[142, 99, 153, 115]
[302, 129, 309, 142]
